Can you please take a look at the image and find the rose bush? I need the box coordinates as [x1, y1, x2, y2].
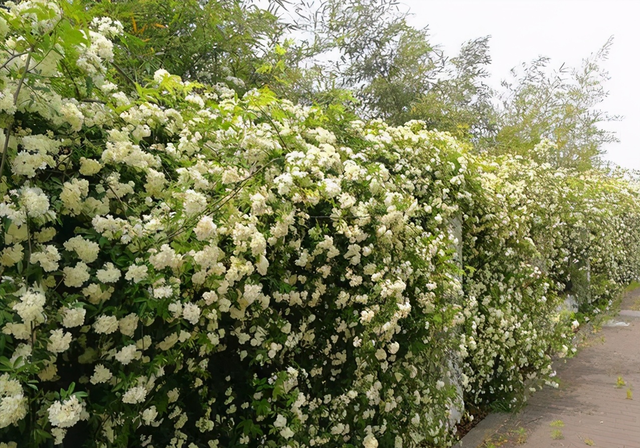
[1, 2, 639, 447]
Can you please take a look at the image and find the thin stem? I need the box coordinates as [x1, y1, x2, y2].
[0, 121, 12, 184]
[0, 51, 28, 72]
[25, 217, 32, 271]
[13, 52, 31, 105]
[61, 59, 82, 99]
[160, 156, 284, 244]
[0, 51, 32, 180]
[111, 61, 137, 89]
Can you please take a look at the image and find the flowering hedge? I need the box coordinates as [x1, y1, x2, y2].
[461, 151, 640, 407]
[1, 2, 639, 448]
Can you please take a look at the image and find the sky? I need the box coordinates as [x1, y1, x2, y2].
[401, 0, 640, 170]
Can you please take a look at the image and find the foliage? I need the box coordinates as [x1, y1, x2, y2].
[401, 37, 497, 142]
[80, 0, 300, 94]
[492, 38, 619, 170]
[295, 0, 497, 138]
[1, 2, 639, 448]
[292, 1, 619, 168]
[79, 0, 618, 170]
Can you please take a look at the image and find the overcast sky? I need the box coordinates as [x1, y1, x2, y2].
[401, 0, 640, 170]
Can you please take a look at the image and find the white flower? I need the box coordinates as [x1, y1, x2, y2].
[153, 69, 170, 83]
[60, 179, 89, 215]
[48, 396, 85, 428]
[90, 365, 112, 385]
[118, 313, 139, 337]
[125, 265, 148, 283]
[122, 386, 147, 404]
[13, 288, 46, 323]
[11, 150, 55, 178]
[51, 427, 66, 445]
[60, 103, 84, 131]
[114, 344, 139, 365]
[182, 303, 201, 325]
[63, 236, 100, 263]
[1, 244, 23, 267]
[148, 244, 182, 271]
[363, 434, 378, 448]
[273, 414, 287, 428]
[62, 307, 86, 328]
[168, 302, 182, 318]
[47, 329, 72, 353]
[83, 283, 113, 304]
[375, 348, 386, 361]
[0, 374, 28, 429]
[93, 315, 119, 334]
[2, 323, 30, 340]
[30, 245, 60, 272]
[322, 178, 341, 197]
[20, 187, 49, 218]
[153, 285, 173, 299]
[280, 427, 294, 439]
[141, 406, 158, 425]
[194, 216, 217, 241]
[157, 333, 179, 351]
[182, 189, 207, 216]
[250, 192, 268, 216]
[360, 309, 375, 324]
[256, 255, 269, 276]
[10, 344, 32, 368]
[63, 262, 91, 288]
[90, 17, 123, 37]
[96, 262, 121, 283]
[185, 94, 205, 108]
[167, 388, 179, 403]
[35, 227, 56, 243]
[145, 169, 167, 196]
[0, 393, 28, 429]
[79, 157, 102, 176]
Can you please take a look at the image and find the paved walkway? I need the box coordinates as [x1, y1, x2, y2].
[458, 287, 640, 448]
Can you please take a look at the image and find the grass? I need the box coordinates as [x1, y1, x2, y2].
[616, 376, 626, 388]
[550, 419, 565, 428]
[512, 427, 527, 444]
[550, 420, 564, 440]
[480, 435, 507, 448]
[584, 437, 595, 446]
[625, 280, 640, 310]
[488, 395, 527, 414]
[551, 429, 564, 440]
[480, 427, 528, 447]
[624, 280, 640, 293]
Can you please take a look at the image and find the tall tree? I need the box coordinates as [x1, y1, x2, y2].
[292, 0, 496, 137]
[407, 37, 497, 142]
[493, 37, 619, 169]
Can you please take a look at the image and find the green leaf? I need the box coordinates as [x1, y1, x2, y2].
[58, 21, 88, 47]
